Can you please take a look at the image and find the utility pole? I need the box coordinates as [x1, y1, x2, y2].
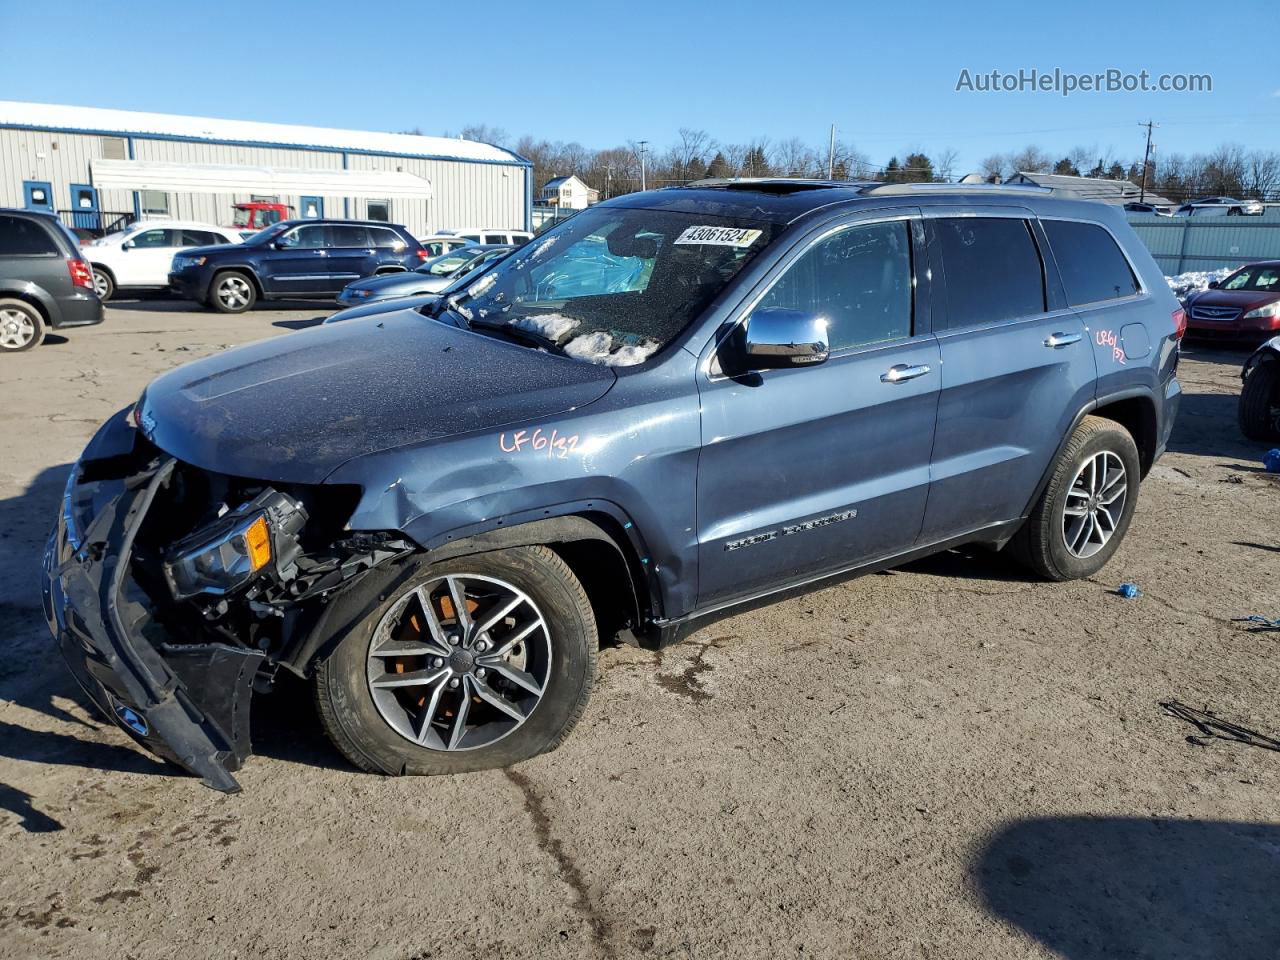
[605, 163, 613, 200]
[1138, 120, 1158, 203]
[637, 141, 648, 192]
[827, 123, 836, 180]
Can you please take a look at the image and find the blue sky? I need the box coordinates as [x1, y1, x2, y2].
[3, 0, 1277, 173]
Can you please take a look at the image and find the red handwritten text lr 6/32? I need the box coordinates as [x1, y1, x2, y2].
[499, 428, 580, 459]
[1095, 328, 1126, 365]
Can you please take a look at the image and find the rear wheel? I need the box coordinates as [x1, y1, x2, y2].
[1239, 356, 1280, 441]
[1011, 416, 1141, 581]
[314, 546, 597, 776]
[91, 266, 115, 301]
[210, 271, 256, 313]
[0, 298, 46, 353]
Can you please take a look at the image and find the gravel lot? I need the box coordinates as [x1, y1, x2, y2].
[1, 301, 1277, 960]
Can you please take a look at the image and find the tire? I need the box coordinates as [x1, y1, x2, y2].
[314, 545, 597, 776]
[91, 265, 115, 301]
[0, 298, 47, 353]
[1239, 357, 1280, 442]
[209, 271, 256, 313]
[1010, 415, 1141, 581]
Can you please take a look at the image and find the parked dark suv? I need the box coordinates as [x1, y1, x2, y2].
[169, 219, 427, 313]
[44, 181, 1182, 790]
[0, 209, 103, 352]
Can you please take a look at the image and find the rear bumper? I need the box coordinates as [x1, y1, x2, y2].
[42, 458, 262, 792]
[49, 292, 103, 329]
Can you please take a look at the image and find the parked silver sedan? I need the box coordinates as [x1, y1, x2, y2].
[335, 245, 512, 307]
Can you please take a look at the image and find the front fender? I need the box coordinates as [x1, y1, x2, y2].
[1243, 336, 1280, 379]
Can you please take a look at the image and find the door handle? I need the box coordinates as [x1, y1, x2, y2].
[880, 363, 932, 384]
[1044, 331, 1082, 347]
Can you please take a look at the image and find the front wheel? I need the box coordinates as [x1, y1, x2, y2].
[1011, 416, 1141, 581]
[1239, 357, 1280, 441]
[209, 271, 256, 313]
[314, 546, 597, 776]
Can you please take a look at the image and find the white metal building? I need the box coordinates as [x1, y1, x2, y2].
[0, 101, 531, 236]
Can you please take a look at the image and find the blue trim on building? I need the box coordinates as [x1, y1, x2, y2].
[127, 136, 140, 220]
[0, 121, 533, 170]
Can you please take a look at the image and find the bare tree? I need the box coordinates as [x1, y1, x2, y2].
[935, 147, 960, 182]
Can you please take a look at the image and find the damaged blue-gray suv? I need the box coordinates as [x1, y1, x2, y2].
[43, 180, 1184, 790]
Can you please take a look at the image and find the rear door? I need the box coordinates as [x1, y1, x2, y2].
[919, 208, 1096, 542]
[261, 224, 332, 294]
[325, 224, 375, 289]
[695, 210, 940, 607]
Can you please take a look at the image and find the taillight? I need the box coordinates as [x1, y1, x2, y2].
[1171, 307, 1187, 340]
[68, 259, 95, 291]
[415, 249, 429, 262]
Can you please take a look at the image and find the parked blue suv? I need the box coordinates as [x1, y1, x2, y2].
[169, 219, 426, 312]
[45, 180, 1182, 790]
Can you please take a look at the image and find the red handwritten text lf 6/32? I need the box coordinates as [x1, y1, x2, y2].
[1095, 329, 1126, 365]
[499, 428, 580, 459]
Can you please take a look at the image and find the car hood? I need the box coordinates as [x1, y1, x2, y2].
[323, 294, 440, 324]
[178, 241, 249, 258]
[348, 271, 449, 295]
[139, 308, 616, 484]
[1187, 289, 1280, 310]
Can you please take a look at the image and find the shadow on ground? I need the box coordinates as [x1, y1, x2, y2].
[975, 816, 1280, 960]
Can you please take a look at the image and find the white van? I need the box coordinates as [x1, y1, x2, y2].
[85, 220, 244, 300]
[439, 227, 533, 246]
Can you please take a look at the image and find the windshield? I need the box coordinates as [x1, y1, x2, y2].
[232, 208, 253, 227]
[442, 206, 776, 366]
[244, 222, 291, 245]
[1222, 265, 1280, 293]
[417, 250, 481, 277]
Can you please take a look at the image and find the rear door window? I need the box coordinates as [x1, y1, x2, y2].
[935, 217, 1045, 329]
[484, 233, 508, 245]
[330, 225, 371, 248]
[750, 219, 914, 352]
[1042, 220, 1141, 305]
[0, 215, 59, 256]
[370, 228, 406, 249]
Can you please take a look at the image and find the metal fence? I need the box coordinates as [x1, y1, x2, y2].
[54, 209, 135, 239]
[1126, 208, 1280, 274]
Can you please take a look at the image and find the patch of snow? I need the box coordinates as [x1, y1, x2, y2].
[511, 313, 579, 341]
[563, 332, 660, 367]
[516, 235, 558, 268]
[1166, 267, 1235, 299]
[465, 272, 498, 297]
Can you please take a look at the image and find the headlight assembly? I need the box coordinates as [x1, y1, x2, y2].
[1243, 302, 1280, 320]
[164, 490, 308, 600]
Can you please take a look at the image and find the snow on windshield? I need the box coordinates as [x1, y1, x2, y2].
[562, 331, 660, 367]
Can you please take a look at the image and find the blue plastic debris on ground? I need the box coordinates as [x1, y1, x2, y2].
[1116, 583, 1140, 599]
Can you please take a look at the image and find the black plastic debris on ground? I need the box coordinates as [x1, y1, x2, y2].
[1234, 615, 1280, 633]
[1160, 700, 1280, 753]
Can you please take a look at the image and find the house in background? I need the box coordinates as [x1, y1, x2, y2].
[539, 174, 598, 210]
[1003, 171, 1175, 209]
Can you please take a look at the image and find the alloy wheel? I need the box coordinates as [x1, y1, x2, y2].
[93, 269, 111, 300]
[366, 574, 552, 751]
[0, 308, 36, 350]
[1062, 451, 1127, 559]
[216, 276, 251, 309]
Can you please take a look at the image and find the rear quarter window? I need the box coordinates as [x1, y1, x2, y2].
[0, 215, 61, 257]
[935, 217, 1045, 329]
[1042, 220, 1141, 305]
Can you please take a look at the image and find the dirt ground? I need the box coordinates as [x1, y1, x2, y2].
[1, 300, 1277, 960]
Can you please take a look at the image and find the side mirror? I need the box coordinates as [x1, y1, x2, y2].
[1207, 280, 1219, 289]
[741, 308, 830, 369]
[121, 240, 133, 251]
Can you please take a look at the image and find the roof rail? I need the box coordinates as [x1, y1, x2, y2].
[685, 177, 870, 193]
[859, 182, 1054, 196]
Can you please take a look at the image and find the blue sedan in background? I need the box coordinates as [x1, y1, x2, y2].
[335, 244, 512, 307]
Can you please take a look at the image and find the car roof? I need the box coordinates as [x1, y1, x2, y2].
[600, 179, 1130, 227]
[0, 207, 58, 220]
[278, 218, 408, 228]
[125, 220, 237, 230]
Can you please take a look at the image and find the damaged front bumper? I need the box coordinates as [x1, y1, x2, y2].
[42, 458, 264, 793]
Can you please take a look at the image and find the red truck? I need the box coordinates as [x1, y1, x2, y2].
[231, 202, 294, 231]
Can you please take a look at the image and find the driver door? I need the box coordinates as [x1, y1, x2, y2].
[261, 224, 332, 294]
[694, 211, 941, 607]
[120, 227, 182, 286]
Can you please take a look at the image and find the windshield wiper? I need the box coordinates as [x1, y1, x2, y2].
[468, 318, 568, 356]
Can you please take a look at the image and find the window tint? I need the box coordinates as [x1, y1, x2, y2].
[370, 228, 405, 249]
[1042, 220, 1140, 305]
[751, 220, 913, 351]
[935, 218, 1044, 329]
[330, 224, 370, 247]
[131, 229, 175, 248]
[284, 225, 330, 248]
[0, 215, 59, 256]
[180, 230, 220, 246]
[484, 233, 507, 245]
